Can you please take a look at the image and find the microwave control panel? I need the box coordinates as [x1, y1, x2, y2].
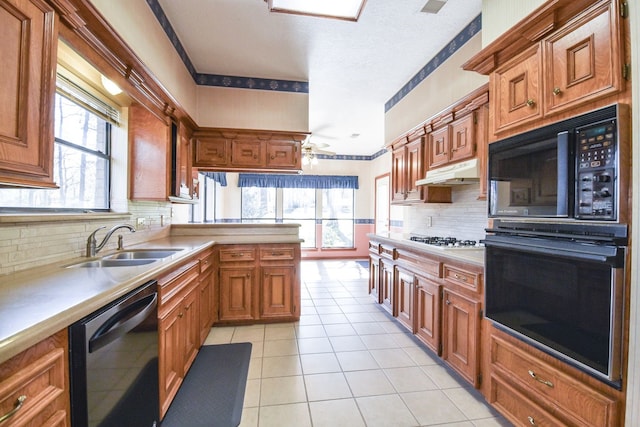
[576, 120, 617, 220]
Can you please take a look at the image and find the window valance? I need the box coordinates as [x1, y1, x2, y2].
[201, 172, 228, 187]
[238, 174, 358, 189]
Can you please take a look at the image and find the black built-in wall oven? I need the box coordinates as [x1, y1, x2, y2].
[484, 104, 629, 389]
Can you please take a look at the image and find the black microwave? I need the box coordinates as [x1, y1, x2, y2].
[488, 104, 623, 221]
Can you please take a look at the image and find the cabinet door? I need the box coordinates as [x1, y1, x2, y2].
[158, 302, 183, 417]
[231, 140, 264, 167]
[416, 274, 441, 355]
[428, 126, 450, 169]
[396, 267, 415, 332]
[449, 113, 475, 163]
[193, 136, 229, 167]
[544, 1, 621, 114]
[442, 289, 480, 387]
[492, 44, 542, 133]
[391, 146, 407, 203]
[369, 255, 381, 303]
[219, 267, 255, 321]
[182, 285, 199, 375]
[0, 0, 57, 188]
[129, 104, 171, 200]
[198, 269, 213, 345]
[261, 266, 295, 318]
[266, 141, 300, 169]
[405, 138, 424, 202]
[380, 260, 395, 316]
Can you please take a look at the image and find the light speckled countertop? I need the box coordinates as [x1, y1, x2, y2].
[367, 233, 485, 266]
[0, 226, 303, 364]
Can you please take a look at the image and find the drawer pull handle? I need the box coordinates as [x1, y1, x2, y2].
[231, 253, 244, 258]
[453, 273, 467, 282]
[528, 370, 554, 387]
[271, 252, 284, 256]
[0, 395, 26, 423]
[527, 416, 536, 425]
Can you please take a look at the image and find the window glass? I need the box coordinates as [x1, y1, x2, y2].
[283, 188, 316, 248]
[0, 93, 110, 210]
[241, 187, 276, 222]
[322, 188, 354, 248]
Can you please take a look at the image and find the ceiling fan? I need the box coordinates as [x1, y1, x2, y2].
[301, 139, 335, 165]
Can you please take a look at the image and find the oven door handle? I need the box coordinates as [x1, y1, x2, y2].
[484, 239, 624, 266]
[89, 293, 157, 353]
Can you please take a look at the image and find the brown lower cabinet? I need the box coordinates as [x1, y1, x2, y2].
[157, 258, 201, 418]
[215, 243, 301, 324]
[368, 238, 482, 388]
[0, 330, 70, 427]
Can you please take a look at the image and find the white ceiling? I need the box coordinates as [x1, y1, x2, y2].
[156, 0, 482, 155]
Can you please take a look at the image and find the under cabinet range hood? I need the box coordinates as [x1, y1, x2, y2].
[416, 158, 480, 186]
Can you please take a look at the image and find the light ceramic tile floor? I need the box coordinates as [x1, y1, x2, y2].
[204, 260, 512, 427]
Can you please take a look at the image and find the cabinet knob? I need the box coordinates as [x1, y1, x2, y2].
[552, 87, 562, 96]
[445, 299, 451, 305]
[178, 312, 184, 318]
[526, 99, 536, 107]
[527, 416, 536, 426]
[528, 369, 554, 387]
[453, 273, 467, 282]
[0, 395, 26, 423]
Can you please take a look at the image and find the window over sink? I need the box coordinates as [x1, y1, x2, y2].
[0, 83, 117, 212]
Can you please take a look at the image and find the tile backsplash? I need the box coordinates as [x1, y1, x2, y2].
[404, 184, 488, 241]
[0, 201, 172, 276]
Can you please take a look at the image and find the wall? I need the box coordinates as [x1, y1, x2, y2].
[90, 0, 198, 117]
[197, 86, 309, 132]
[384, 34, 488, 144]
[481, 0, 546, 46]
[625, 1, 640, 425]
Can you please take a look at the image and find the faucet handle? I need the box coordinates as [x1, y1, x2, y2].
[88, 226, 106, 241]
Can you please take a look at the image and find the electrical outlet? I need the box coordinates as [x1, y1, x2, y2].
[136, 217, 146, 228]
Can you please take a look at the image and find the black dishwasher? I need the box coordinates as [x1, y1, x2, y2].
[69, 280, 159, 427]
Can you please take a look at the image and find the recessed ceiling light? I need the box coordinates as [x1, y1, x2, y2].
[267, 0, 367, 22]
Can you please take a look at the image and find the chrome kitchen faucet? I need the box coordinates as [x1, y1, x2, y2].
[86, 224, 136, 257]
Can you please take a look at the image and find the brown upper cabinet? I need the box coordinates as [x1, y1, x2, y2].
[387, 84, 488, 204]
[129, 104, 195, 201]
[193, 128, 309, 173]
[463, 0, 626, 137]
[0, 0, 58, 188]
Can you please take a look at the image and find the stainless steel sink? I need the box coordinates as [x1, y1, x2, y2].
[103, 249, 183, 260]
[66, 259, 158, 268]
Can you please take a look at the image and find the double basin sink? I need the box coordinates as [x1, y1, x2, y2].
[66, 249, 183, 268]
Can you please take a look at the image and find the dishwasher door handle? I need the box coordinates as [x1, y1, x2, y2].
[89, 292, 157, 353]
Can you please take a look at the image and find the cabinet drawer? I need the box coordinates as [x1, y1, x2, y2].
[219, 247, 256, 263]
[379, 244, 397, 260]
[198, 249, 214, 274]
[443, 264, 480, 292]
[490, 374, 565, 427]
[260, 247, 295, 261]
[158, 259, 200, 306]
[491, 334, 618, 426]
[0, 348, 66, 427]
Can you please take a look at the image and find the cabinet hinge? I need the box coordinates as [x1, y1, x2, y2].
[623, 64, 630, 81]
[477, 373, 483, 386]
[479, 309, 483, 318]
[473, 111, 477, 125]
[620, 2, 628, 18]
[438, 343, 443, 354]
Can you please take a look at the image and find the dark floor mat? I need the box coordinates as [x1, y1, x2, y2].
[161, 342, 252, 427]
